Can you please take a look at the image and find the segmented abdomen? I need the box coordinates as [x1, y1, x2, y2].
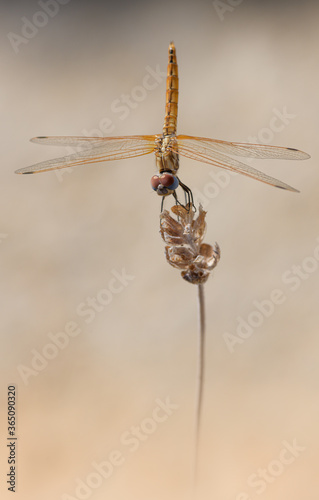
[163, 42, 178, 136]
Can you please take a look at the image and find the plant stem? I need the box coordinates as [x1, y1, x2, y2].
[193, 282, 206, 496]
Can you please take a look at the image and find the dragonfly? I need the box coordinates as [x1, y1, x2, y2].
[15, 42, 310, 207]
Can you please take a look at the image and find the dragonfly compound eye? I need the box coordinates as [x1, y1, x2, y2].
[160, 173, 179, 189]
[151, 174, 179, 194]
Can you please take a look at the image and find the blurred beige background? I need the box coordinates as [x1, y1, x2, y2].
[1, 1, 318, 499]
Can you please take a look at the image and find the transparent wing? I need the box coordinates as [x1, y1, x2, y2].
[177, 135, 310, 160]
[175, 136, 310, 192]
[15, 135, 156, 174]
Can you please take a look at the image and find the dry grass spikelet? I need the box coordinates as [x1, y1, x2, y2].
[160, 204, 220, 284]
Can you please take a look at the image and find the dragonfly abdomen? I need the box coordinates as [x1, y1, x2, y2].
[163, 42, 179, 136]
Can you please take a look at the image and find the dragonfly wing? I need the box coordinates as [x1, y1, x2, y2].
[30, 136, 140, 147]
[16, 135, 156, 174]
[175, 137, 300, 192]
[177, 135, 310, 160]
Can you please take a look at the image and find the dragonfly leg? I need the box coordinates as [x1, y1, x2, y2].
[177, 177, 195, 211]
[160, 180, 195, 213]
[161, 196, 165, 212]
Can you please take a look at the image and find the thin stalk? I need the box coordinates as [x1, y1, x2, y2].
[193, 282, 206, 495]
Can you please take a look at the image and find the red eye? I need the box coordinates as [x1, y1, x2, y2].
[151, 175, 161, 190]
[151, 173, 179, 192]
[160, 173, 175, 187]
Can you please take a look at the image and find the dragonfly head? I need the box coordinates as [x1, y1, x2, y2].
[151, 172, 179, 196]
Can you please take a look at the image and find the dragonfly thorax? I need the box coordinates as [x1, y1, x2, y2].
[155, 134, 179, 175]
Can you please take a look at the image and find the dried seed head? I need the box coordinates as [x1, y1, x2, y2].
[160, 204, 220, 284]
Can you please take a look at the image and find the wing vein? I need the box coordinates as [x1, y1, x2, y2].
[177, 135, 310, 160]
[16, 136, 156, 174]
[174, 141, 299, 192]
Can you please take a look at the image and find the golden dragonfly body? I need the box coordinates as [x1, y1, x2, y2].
[16, 43, 309, 201]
